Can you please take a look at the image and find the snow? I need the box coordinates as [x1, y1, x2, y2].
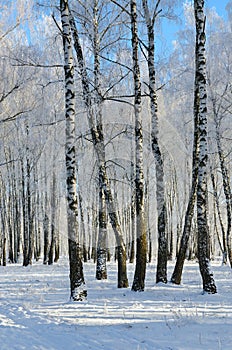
[0, 259, 232, 350]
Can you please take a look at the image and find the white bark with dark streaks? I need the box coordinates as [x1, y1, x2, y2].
[60, 0, 86, 301]
[195, 0, 216, 294]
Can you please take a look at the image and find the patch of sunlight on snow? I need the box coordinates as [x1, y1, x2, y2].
[0, 314, 25, 328]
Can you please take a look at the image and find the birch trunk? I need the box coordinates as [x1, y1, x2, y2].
[43, 212, 49, 264]
[0, 175, 7, 266]
[131, 0, 147, 292]
[93, 1, 108, 280]
[3, 238, 6, 267]
[21, 156, 29, 267]
[27, 150, 34, 265]
[129, 189, 136, 263]
[48, 170, 56, 265]
[5, 150, 14, 263]
[42, 158, 49, 264]
[13, 162, 21, 263]
[194, 0, 216, 294]
[60, 0, 86, 301]
[213, 108, 232, 267]
[171, 57, 200, 284]
[210, 170, 227, 264]
[142, 0, 167, 283]
[78, 192, 88, 263]
[69, 9, 128, 288]
[49, 123, 59, 265]
[96, 186, 107, 279]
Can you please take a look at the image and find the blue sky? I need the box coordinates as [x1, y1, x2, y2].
[206, 0, 228, 18]
[159, 0, 229, 55]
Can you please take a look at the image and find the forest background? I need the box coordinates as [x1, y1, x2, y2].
[0, 0, 231, 296]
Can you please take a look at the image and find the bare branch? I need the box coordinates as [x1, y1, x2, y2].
[99, 53, 133, 72]
[51, 12, 63, 34]
[152, 0, 162, 26]
[102, 70, 131, 98]
[110, 0, 130, 16]
[0, 22, 20, 41]
[0, 83, 20, 103]
[0, 108, 34, 124]
[9, 56, 62, 68]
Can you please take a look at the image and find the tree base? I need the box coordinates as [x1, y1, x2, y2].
[71, 288, 87, 301]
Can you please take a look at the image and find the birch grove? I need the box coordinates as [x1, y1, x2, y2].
[0, 0, 231, 298]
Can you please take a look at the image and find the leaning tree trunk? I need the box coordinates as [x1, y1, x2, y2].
[96, 185, 108, 280]
[208, 78, 232, 266]
[5, 150, 14, 264]
[21, 156, 29, 267]
[78, 191, 88, 263]
[214, 113, 232, 267]
[42, 158, 50, 265]
[60, 0, 86, 301]
[69, 10, 128, 288]
[13, 160, 21, 263]
[194, 0, 216, 294]
[49, 126, 59, 265]
[130, 0, 147, 292]
[27, 151, 34, 265]
[48, 170, 56, 265]
[93, 2, 107, 280]
[99, 164, 128, 287]
[171, 51, 200, 284]
[142, 0, 167, 283]
[0, 175, 7, 266]
[210, 169, 227, 264]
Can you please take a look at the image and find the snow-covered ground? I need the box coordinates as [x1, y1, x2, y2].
[0, 258, 232, 350]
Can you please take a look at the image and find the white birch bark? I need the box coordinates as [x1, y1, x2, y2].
[211, 96, 232, 266]
[130, 0, 147, 292]
[171, 0, 201, 282]
[93, 0, 108, 280]
[195, 0, 217, 294]
[60, 0, 86, 301]
[142, 0, 167, 284]
[69, 8, 128, 288]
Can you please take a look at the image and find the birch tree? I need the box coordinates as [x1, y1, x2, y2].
[130, 0, 147, 292]
[60, 0, 86, 301]
[69, 5, 128, 288]
[92, 0, 108, 280]
[194, 0, 216, 294]
[208, 81, 232, 266]
[141, 0, 168, 284]
[207, 18, 232, 266]
[171, 24, 200, 285]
